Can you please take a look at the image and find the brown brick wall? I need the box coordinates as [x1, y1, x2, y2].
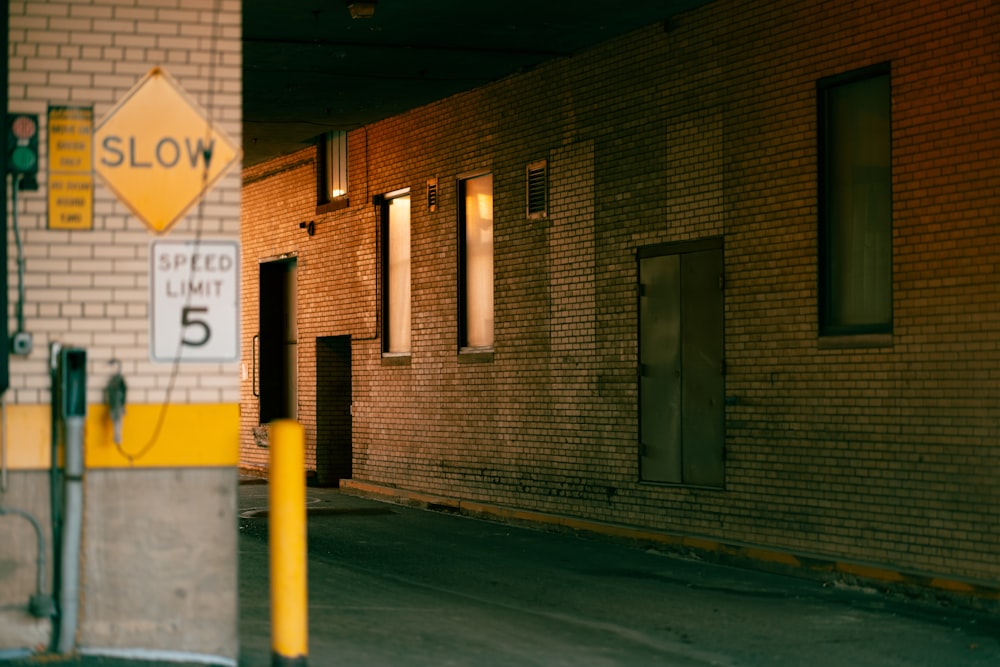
[241, 0, 1000, 584]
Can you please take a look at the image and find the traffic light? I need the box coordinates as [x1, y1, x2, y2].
[7, 113, 39, 176]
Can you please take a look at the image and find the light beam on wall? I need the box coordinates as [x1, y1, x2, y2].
[347, 1, 376, 19]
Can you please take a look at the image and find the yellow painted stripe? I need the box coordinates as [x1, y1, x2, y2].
[0, 403, 238, 469]
[835, 561, 906, 583]
[2, 404, 52, 468]
[929, 578, 976, 594]
[743, 547, 801, 568]
[86, 403, 240, 468]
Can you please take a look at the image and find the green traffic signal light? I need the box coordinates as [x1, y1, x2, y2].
[7, 113, 40, 175]
[10, 145, 37, 172]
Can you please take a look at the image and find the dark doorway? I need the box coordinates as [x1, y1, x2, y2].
[638, 239, 724, 487]
[316, 336, 352, 486]
[259, 258, 297, 423]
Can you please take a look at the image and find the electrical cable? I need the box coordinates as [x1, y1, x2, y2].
[113, 0, 227, 464]
[0, 190, 56, 623]
[11, 174, 26, 337]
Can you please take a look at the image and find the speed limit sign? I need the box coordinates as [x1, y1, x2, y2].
[150, 239, 240, 362]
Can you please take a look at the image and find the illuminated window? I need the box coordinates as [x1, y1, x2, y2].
[458, 173, 493, 350]
[317, 130, 348, 210]
[381, 190, 411, 354]
[818, 64, 892, 336]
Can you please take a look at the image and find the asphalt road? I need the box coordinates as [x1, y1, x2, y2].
[235, 485, 1000, 667]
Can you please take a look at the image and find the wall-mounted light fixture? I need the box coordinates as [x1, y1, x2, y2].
[347, 1, 376, 19]
[299, 221, 316, 236]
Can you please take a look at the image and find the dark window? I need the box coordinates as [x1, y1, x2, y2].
[818, 64, 892, 335]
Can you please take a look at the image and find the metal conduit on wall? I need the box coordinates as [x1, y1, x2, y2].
[0, 394, 55, 629]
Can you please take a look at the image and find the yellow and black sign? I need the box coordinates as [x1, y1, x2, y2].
[93, 67, 240, 235]
[48, 106, 94, 230]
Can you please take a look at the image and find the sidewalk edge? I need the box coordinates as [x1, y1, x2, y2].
[339, 478, 1000, 613]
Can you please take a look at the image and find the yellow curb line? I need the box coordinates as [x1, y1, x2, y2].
[339, 478, 1000, 606]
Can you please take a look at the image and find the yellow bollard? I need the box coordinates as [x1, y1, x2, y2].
[269, 419, 308, 667]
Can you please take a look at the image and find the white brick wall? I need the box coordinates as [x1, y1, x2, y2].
[7, 0, 242, 406]
[4, 3, 242, 655]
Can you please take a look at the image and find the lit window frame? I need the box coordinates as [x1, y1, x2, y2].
[381, 188, 412, 357]
[316, 130, 349, 213]
[457, 172, 494, 353]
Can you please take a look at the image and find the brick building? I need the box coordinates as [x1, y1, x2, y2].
[240, 0, 999, 596]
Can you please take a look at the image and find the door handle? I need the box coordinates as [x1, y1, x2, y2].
[252, 334, 259, 398]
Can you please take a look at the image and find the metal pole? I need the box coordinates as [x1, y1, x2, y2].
[56, 347, 86, 654]
[269, 419, 308, 667]
[57, 414, 84, 654]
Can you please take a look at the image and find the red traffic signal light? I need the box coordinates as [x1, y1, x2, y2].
[7, 113, 40, 175]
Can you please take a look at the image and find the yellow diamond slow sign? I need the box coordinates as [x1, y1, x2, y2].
[94, 67, 240, 234]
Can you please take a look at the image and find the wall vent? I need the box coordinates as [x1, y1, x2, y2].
[427, 177, 438, 212]
[526, 160, 547, 218]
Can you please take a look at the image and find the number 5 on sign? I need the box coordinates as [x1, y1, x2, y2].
[181, 306, 211, 346]
[150, 240, 240, 362]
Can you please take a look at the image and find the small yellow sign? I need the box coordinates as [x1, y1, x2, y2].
[94, 67, 240, 234]
[49, 172, 95, 230]
[48, 106, 94, 230]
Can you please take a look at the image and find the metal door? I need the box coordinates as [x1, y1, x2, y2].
[639, 243, 724, 486]
[316, 335, 352, 486]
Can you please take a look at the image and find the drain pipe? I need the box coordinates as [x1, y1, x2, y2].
[56, 348, 87, 655]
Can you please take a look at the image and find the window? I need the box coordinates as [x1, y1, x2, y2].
[381, 190, 411, 354]
[818, 64, 892, 336]
[458, 173, 493, 349]
[317, 130, 348, 211]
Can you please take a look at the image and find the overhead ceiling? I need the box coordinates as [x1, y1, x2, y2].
[242, 0, 715, 166]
